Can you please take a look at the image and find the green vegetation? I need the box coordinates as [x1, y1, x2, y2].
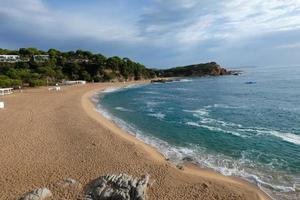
[0, 48, 155, 88]
[0, 48, 229, 88]
[154, 62, 230, 77]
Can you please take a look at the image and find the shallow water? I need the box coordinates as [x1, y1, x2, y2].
[96, 66, 300, 200]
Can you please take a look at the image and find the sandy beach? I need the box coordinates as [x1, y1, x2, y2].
[0, 82, 270, 200]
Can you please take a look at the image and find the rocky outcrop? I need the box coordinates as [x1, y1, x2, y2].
[18, 174, 150, 200]
[156, 62, 232, 77]
[85, 174, 150, 200]
[62, 178, 79, 187]
[19, 188, 52, 200]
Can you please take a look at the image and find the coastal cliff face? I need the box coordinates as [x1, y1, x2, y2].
[155, 62, 231, 77]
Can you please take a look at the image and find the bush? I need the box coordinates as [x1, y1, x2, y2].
[0, 75, 22, 88]
[29, 79, 45, 87]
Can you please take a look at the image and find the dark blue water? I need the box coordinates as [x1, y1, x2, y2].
[96, 66, 300, 200]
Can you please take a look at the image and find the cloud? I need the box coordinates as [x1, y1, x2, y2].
[276, 42, 300, 49]
[0, 0, 300, 67]
[140, 0, 300, 43]
[0, 0, 141, 43]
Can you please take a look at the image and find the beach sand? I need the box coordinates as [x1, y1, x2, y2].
[0, 82, 270, 200]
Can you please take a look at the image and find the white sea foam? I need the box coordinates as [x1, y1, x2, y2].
[95, 105, 138, 137]
[101, 87, 122, 93]
[101, 84, 144, 94]
[93, 91, 298, 200]
[237, 127, 300, 146]
[90, 94, 100, 103]
[185, 106, 300, 143]
[204, 104, 241, 109]
[256, 129, 300, 146]
[198, 116, 300, 144]
[200, 117, 243, 128]
[115, 107, 133, 112]
[164, 78, 193, 84]
[200, 125, 243, 137]
[183, 108, 209, 117]
[173, 88, 191, 91]
[185, 121, 201, 127]
[185, 121, 244, 137]
[145, 101, 165, 108]
[148, 112, 165, 119]
[271, 132, 300, 146]
[141, 91, 160, 95]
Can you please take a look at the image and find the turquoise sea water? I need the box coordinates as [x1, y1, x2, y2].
[95, 66, 300, 200]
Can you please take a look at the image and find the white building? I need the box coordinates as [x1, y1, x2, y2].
[63, 80, 86, 85]
[0, 88, 13, 96]
[0, 55, 20, 62]
[33, 55, 49, 62]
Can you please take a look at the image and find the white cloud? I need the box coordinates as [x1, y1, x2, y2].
[2, 0, 300, 46]
[0, 0, 300, 66]
[140, 0, 300, 46]
[276, 42, 300, 49]
[0, 0, 142, 43]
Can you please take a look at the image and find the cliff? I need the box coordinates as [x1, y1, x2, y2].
[156, 62, 230, 77]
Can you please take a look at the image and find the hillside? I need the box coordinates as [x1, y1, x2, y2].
[0, 48, 154, 88]
[155, 62, 230, 77]
[0, 48, 230, 88]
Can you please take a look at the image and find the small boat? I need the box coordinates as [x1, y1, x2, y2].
[245, 81, 256, 84]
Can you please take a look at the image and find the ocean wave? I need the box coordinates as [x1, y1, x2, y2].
[184, 108, 244, 130]
[173, 88, 191, 91]
[255, 129, 300, 146]
[164, 78, 193, 84]
[183, 108, 209, 117]
[101, 84, 144, 94]
[145, 101, 165, 107]
[185, 121, 243, 137]
[184, 108, 300, 145]
[115, 107, 133, 112]
[95, 99, 298, 200]
[148, 112, 165, 119]
[198, 117, 300, 145]
[90, 94, 100, 103]
[204, 104, 242, 109]
[141, 91, 160, 95]
[201, 125, 243, 137]
[185, 121, 201, 127]
[200, 117, 243, 128]
[236, 127, 300, 146]
[95, 105, 138, 137]
[101, 87, 122, 93]
[270, 132, 300, 146]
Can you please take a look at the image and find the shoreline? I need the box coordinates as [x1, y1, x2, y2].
[81, 81, 271, 200]
[0, 81, 272, 199]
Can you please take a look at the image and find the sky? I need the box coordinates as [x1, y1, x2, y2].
[0, 0, 300, 68]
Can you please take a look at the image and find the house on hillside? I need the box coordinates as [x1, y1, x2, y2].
[0, 55, 21, 62]
[33, 55, 49, 62]
[67, 58, 89, 63]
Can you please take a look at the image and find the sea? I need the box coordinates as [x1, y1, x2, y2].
[94, 66, 300, 200]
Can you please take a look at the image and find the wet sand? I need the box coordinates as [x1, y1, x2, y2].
[0, 82, 270, 199]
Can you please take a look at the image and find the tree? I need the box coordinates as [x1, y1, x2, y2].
[0, 48, 156, 87]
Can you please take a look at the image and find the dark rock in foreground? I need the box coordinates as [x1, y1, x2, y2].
[85, 174, 150, 200]
[19, 188, 52, 200]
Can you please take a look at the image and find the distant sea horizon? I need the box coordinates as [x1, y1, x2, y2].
[95, 65, 300, 200]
